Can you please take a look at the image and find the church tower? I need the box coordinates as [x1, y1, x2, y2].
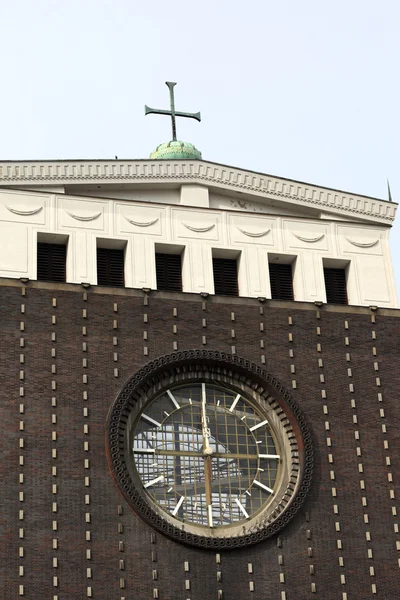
[1, 82, 399, 599]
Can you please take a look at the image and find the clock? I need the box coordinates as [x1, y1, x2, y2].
[107, 351, 312, 549]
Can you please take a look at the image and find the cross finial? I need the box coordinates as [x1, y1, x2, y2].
[145, 82, 201, 142]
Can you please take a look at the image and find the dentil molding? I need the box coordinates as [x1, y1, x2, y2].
[0, 159, 396, 223]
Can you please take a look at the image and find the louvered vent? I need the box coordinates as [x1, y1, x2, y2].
[97, 248, 125, 287]
[37, 242, 67, 283]
[324, 268, 348, 305]
[156, 253, 182, 292]
[269, 263, 294, 301]
[213, 258, 239, 297]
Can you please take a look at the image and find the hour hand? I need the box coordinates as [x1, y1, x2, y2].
[204, 455, 213, 527]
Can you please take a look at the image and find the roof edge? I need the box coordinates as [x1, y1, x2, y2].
[0, 157, 395, 205]
[0, 159, 396, 223]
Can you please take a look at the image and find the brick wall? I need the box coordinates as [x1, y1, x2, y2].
[1, 281, 399, 599]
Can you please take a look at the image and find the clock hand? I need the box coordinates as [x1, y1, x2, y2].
[145, 450, 265, 460]
[201, 384, 214, 527]
[201, 383, 211, 453]
[204, 454, 213, 527]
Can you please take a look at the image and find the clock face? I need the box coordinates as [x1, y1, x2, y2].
[132, 383, 280, 528]
[108, 351, 313, 549]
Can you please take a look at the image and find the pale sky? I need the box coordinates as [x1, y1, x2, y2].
[1, 0, 399, 299]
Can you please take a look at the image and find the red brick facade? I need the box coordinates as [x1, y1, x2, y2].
[1, 280, 399, 599]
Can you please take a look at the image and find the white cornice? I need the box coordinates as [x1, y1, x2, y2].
[0, 159, 396, 224]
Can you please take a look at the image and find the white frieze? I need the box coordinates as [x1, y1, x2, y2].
[0, 159, 396, 224]
[0, 186, 396, 307]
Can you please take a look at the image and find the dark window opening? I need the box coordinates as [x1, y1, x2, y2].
[156, 253, 182, 292]
[324, 268, 348, 305]
[269, 263, 294, 301]
[213, 258, 239, 297]
[37, 242, 67, 283]
[97, 248, 125, 287]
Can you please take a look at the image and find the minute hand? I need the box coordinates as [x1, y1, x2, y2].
[201, 384, 213, 527]
[201, 384, 211, 452]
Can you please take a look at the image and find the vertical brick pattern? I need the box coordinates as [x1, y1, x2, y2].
[344, 317, 377, 595]
[319, 312, 349, 597]
[1, 284, 400, 599]
[19, 289, 26, 596]
[364, 311, 400, 594]
[51, 296, 59, 599]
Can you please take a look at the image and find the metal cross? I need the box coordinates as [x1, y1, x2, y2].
[145, 82, 201, 142]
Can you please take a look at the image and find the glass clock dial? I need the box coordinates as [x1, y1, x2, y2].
[108, 351, 312, 549]
[132, 383, 281, 528]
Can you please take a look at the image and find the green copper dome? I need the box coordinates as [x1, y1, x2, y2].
[150, 140, 202, 160]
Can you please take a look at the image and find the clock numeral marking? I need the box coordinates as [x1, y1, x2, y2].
[144, 475, 164, 489]
[167, 389, 180, 409]
[201, 383, 207, 403]
[172, 496, 185, 516]
[249, 419, 269, 432]
[253, 480, 273, 494]
[235, 497, 249, 519]
[141, 413, 162, 428]
[258, 454, 280, 460]
[207, 505, 213, 528]
[133, 448, 155, 454]
[229, 393, 241, 412]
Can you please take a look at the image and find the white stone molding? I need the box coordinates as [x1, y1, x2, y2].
[123, 216, 159, 227]
[0, 160, 396, 224]
[0, 186, 397, 307]
[345, 237, 379, 248]
[6, 205, 43, 216]
[183, 223, 215, 233]
[293, 233, 325, 243]
[237, 227, 271, 238]
[66, 211, 102, 222]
